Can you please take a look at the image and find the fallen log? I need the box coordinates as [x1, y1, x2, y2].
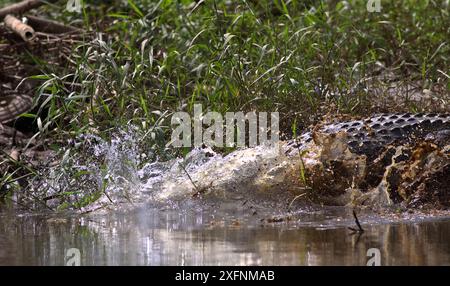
[25, 14, 81, 34]
[4, 14, 35, 41]
[0, 0, 58, 20]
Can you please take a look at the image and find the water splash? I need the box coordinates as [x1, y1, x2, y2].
[38, 123, 449, 213]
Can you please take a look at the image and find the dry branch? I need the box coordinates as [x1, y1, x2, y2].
[25, 15, 81, 34]
[4, 14, 35, 41]
[0, 0, 58, 20]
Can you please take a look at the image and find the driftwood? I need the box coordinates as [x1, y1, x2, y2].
[25, 15, 81, 34]
[4, 14, 35, 41]
[0, 0, 58, 20]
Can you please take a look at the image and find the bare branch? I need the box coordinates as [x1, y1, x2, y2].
[0, 0, 58, 20]
[25, 14, 81, 34]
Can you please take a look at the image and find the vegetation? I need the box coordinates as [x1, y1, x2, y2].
[0, 0, 449, 210]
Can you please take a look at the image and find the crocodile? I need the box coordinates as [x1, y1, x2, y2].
[142, 112, 449, 209]
[285, 113, 450, 159]
[281, 113, 450, 207]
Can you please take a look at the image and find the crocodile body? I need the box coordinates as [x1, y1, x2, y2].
[286, 113, 450, 159]
[281, 112, 450, 208]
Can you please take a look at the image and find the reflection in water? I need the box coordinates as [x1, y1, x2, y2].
[0, 206, 449, 266]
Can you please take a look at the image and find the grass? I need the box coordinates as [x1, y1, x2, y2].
[0, 0, 449, 210]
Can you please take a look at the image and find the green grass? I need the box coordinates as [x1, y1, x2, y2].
[36, 0, 449, 137]
[1, 0, 449, 210]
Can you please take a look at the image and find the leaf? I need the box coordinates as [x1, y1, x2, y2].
[128, 0, 144, 18]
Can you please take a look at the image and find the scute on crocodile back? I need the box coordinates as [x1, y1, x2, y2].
[287, 113, 450, 158]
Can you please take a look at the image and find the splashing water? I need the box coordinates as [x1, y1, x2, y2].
[38, 122, 449, 214]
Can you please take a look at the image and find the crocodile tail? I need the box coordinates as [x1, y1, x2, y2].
[0, 95, 33, 123]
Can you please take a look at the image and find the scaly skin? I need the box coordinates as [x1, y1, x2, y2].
[0, 94, 33, 123]
[287, 113, 450, 159]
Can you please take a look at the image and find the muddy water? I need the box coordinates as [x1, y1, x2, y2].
[0, 203, 449, 266]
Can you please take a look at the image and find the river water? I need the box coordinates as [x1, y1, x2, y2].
[1, 134, 449, 266]
[1, 201, 449, 266]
